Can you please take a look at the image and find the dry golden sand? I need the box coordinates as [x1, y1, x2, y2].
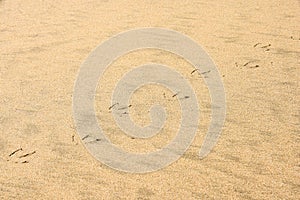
[0, 0, 299, 199]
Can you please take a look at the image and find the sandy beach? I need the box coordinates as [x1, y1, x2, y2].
[0, 0, 299, 199]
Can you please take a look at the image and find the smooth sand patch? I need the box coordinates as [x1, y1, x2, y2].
[0, 0, 299, 199]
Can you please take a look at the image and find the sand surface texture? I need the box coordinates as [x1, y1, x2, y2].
[0, 0, 299, 199]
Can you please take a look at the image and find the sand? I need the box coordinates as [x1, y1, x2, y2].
[0, 0, 299, 199]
